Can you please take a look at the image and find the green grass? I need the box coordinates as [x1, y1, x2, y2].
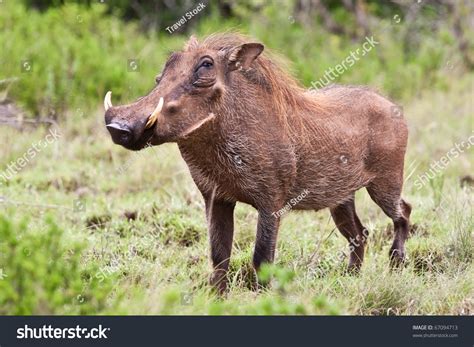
[0, 72, 472, 315]
[0, 0, 472, 315]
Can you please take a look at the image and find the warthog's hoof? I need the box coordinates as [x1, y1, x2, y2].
[250, 279, 269, 292]
[389, 247, 406, 269]
[210, 271, 228, 295]
[346, 262, 362, 275]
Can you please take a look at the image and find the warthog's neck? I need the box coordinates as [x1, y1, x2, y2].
[177, 125, 255, 204]
[178, 106, 303, 206]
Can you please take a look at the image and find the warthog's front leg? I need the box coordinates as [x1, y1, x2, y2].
[253, 210, 280, 276]
[205, 197, 235, 294]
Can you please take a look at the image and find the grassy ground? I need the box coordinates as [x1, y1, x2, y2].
[0, 71, 472, 315]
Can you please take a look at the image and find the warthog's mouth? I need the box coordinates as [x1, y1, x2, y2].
[104, 91, 160, 151]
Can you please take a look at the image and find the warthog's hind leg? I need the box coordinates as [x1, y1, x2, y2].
[366, 177, 411, 267]
[330, 196, 369, 272]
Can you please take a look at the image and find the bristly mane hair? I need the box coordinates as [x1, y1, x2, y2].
[185, 32, 327, 120]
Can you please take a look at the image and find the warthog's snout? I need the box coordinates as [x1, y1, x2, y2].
[104, 91, 135, 147]
[104, 91, 164, 150]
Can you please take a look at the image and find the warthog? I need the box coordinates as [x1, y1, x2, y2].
[104, 33, 411, 293]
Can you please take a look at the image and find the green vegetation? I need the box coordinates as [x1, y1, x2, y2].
[0, 216, 117, 314]
[1, 1, 470, 115]
[0, 1, 472, 315]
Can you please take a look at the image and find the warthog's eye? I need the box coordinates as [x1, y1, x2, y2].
[196, 57, 213, 72]
[201, 61, 213, 68]
[193, 57, 216, 88]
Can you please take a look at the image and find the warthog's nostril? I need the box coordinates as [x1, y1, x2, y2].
[106, 123, 128, 131]
[106, 123, 133, 145]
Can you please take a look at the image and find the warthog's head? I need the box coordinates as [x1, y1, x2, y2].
[104, 35, 264, 150]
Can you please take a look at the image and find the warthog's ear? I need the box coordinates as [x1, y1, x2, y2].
[228, 43, 264, 71]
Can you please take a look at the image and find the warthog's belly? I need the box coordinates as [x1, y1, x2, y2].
[287, 156, 375, 211]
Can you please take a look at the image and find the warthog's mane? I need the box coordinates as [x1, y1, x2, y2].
[186, 32, 327, 120]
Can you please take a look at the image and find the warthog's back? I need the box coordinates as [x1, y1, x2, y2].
[288, 85, 408, 209]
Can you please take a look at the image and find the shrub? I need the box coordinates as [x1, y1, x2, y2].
[0, 1, 461, 120]
[0, 215, 118, 314]
[0, 2, 171, 116]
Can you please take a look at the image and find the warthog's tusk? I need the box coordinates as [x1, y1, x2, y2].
[145, 97, 164, 129]
[104, 91, 113, 111]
